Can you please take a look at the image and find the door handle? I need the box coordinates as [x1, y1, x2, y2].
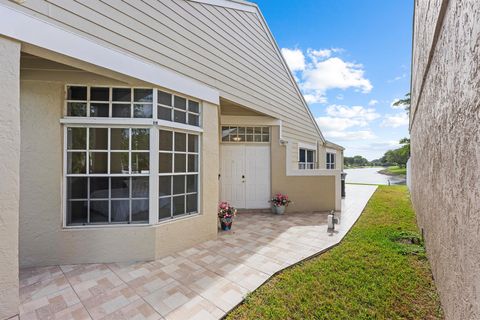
[241, 175, 246, 183]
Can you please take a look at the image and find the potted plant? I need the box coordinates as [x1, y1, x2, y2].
[218, 201, 237, 231]
[269, 193, 292, 215]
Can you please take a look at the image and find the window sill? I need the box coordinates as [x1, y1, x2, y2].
[62, 213, 202, 230]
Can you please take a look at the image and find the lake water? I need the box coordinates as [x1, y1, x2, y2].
[344, 167, 406, 185]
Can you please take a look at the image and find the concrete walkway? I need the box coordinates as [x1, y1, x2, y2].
[18, 185, 377, 320]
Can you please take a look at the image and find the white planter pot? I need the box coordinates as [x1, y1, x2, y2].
[272, 205, 286, 215]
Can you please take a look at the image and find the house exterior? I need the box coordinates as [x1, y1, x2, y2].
[0, 0, 344, 318]
[410, 1, 480, 319]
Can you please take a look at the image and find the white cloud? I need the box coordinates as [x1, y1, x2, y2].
[281, 47, 373, 104]
[281, 48, 306, 72]
[325, 105, 380, 121]
[368, 99, 379, 106]
[381, 113, 409, 128]
[324, 130, 376, 140]
[316, 105, 380, 141]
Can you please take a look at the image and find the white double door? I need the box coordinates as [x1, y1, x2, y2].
[220, 144, 270, 209]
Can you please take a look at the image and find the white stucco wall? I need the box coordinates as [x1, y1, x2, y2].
[0, 36, 21, 320]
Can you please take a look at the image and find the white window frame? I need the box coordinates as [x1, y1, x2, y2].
[326, 150, 336, 170]
[62, 85, 203, 228]
[220, 125, 271, 144]
[298, 143, 317, 170]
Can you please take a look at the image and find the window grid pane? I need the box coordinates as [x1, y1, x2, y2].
[221, 126, 270, 143]
[66, 127, 150, 226]
[159, 129, 199, 221]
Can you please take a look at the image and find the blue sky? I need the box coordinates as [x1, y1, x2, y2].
[254, 0, 413, 160]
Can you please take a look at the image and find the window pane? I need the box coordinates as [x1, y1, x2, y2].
[307, 150, 314, 162]
[89, 128, 108, 150]
[186, 175, 197, 193]
[158, 106, 172, 121]
[90, 103, 109, 117]
[131, 153, 149, 174]
[174, 154, 186, 173]
[112, 88, 131, 102]
[222, 127, 230, 142]
[111, 128, 129, 150]
[175, 132, 187, 151]
[111, 152, 129, 174]
[172, 195, 185, 216]
[67, 102, 87, 117]
[132, 129, 149, 150]
[174, 96, 186, 110]
[159, 130, 173, 151]
[159, 198, 171, 220]
[132, 200, 149, 222]
[188, 155, 198, 172]
[90, 87, 109, 101]
[112, 104, 131, 118]
[67, 201, 88, 225]
[186, 194, 197, 213]
[299, 149, 306, 163]
[67, 86, 87, 100]
[246, 127, 254, 134]
[262, 127, 270, 135]
[89, 152, 108, 174]
[159, 176, 172, 197]
[159, 153, 172, 173]
[188, 114, 199, 126]
[90, 200, 109, 223]
[111, 177, 130, 198]
[132, 177, 149, 198]
[188, 100, 199, 113]
[90, 177, 109, 199]
[246, 135, 253, 142]
[133, 89, 153, 102]
[111, 200, 129, 222]
[254, 127, 261, 134]
[67, 127, 86, 150]
[174, 110, 186, 124]
[134, 89, 153, 102]
[262, 134, 269, 142]
[133, 104, 153, 118]
[173, 175, 185, 195]
[158, 90, 172, 106]
[67, 177, 88, 199]
[67, 152, 86, 174]
[188, 135, 198, 153]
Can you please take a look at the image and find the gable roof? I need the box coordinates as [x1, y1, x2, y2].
[2, 0, 325, 143]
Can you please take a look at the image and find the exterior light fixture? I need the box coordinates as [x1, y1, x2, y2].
[232, 136, 241, 142]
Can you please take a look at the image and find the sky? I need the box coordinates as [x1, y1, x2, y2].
[253, 0, 413, 160]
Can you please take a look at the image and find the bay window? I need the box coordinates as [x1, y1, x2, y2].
[64, 86, 201, 227]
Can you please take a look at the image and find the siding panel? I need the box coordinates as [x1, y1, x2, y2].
[8, 0, 322, 143]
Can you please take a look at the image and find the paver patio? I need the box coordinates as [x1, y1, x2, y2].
[18, 185, 376, 320]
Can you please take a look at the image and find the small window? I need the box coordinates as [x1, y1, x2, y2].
[326, 152, 336, 169]
[157, 90, 200, 127]
[299, 148, 316, 169]
[221, 126, 270, 143]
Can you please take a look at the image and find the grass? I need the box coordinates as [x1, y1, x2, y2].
[227, 186, 443, 320]
[379, 166, 407, 176]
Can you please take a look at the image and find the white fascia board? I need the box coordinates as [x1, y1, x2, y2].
[220, 115, 281, 126]
[188, 0, 257, 12]
[0, 4, 219, 105]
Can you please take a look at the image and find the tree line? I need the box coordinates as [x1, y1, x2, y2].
[344, 138, 410, 168]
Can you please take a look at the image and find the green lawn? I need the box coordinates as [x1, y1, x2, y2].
[379, 166, 407, 176]
[227, 186, 443, 320]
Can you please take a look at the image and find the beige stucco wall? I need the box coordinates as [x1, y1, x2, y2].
[0, 36, 21, 320]
[271, 127, 337, 212]
[19, 74, 219, 267]
[410, 1, 480, 319]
